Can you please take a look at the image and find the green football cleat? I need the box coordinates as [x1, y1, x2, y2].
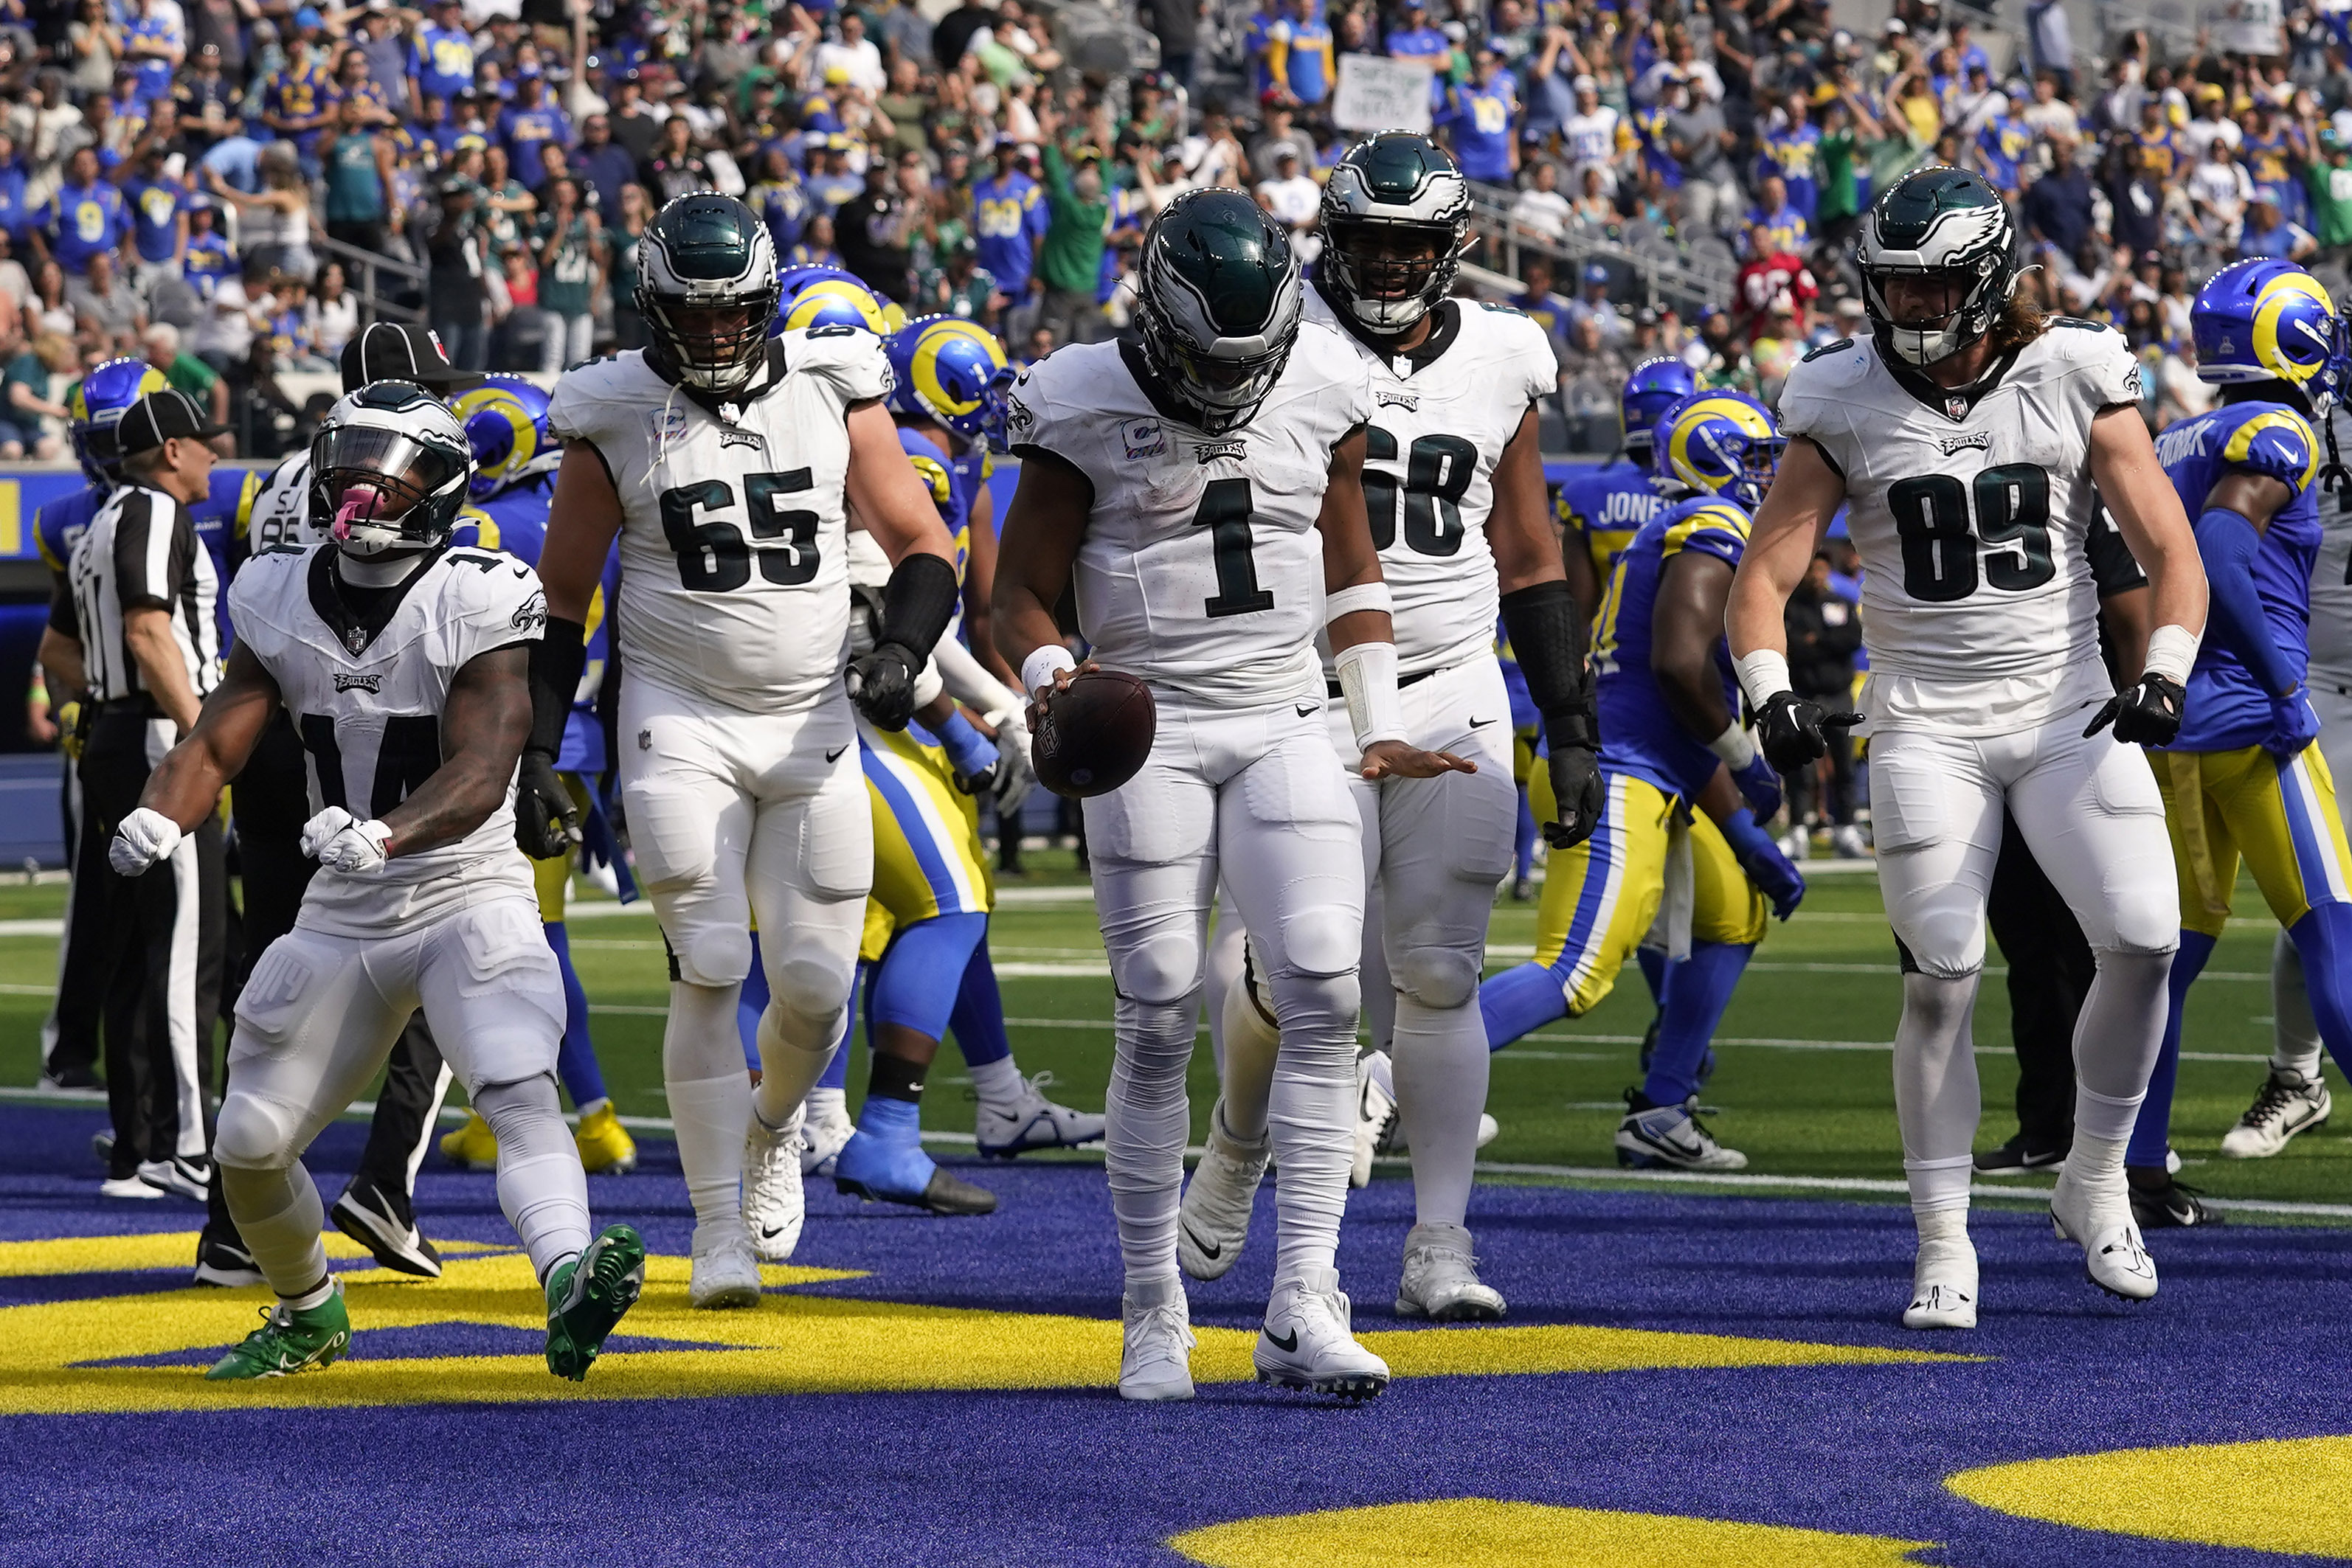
[544, 1224, 647, 1381]
[205, 1282, 352, 1380]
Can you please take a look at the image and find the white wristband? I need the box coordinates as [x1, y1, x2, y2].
[1734, 649, 1794, 712]
[1334, 638, 1408, 752]
[1324, 580, 1393, 625]
[1021, 644, 1077, 698]
[2143, 623, 2200, 687]
[1707, 720, 1759, 769]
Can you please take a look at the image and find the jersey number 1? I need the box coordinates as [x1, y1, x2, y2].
[660, 472, 821, 592]
[1194, 477, 1274, 617]
[1887, 464, 2054, 602]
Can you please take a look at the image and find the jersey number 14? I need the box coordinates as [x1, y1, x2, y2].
[1888, 464, 2054, 603]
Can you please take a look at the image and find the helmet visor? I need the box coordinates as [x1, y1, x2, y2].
[1158, 333, 1290, 413]
[314, 424, 466, 530]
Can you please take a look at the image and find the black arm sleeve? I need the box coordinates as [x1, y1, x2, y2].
[47, 580, 77, 639]
[525, 616, 585, 757]
[1500, 579, 1592, 726]
[876, 550, 961, 661]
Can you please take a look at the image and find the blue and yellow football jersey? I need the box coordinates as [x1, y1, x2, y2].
[899, 426, 972, 582]
[1554, 461, 1668, 581]
[458, 478, 616, 775]
[2155, 399, 2321, 752]
[1592, 497, 1750, 801]
[41, 468, 252, 646]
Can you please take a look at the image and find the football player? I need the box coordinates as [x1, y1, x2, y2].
[1175, 133, 1597, 1322]
[1728, 167, 2207, 1328]
[994, 187, 1470, 1402]
[1552, 356, 1695, 611]
[108, 386, 645, 1382]
[2125, 261, 2352, 1224]
[433, 375, 638, 1179]
[1481, 392, 1808, 1170]
[534, 194, 962, 1309]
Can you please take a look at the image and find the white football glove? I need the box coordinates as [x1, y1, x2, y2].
[302, 807, 392, 874]
[984, 705, 1036, 819]
[108, 807, 183, 876]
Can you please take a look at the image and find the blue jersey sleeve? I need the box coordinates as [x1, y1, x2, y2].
[1658, 501, 1750, 572]
[2219, 406, 2320, 496]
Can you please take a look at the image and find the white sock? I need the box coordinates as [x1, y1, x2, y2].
[2067, 1129, 2130, 1186]
[2272, 931, 2327, 1080]
[286, 1274, 337, 1312]
[1914, 1203, 1971, 1248]
[753, 1003, 845, 1130]
[1390, 999, 1487, 1230]
[806, 1085, 849, 1124]
[668, 1073, 753, 1229]
[475, 1074, 593, 1281]
[221, 1161, 329, 1299]
[1903, 1153, 1975, 1219]
[966, 1055, 1023, 1108]
[1105, 991, 1200, 1289]
[2072, 1085, 2145, 1148]
[1217, 963, 1279, 1142]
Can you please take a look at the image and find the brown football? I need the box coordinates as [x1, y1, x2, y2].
[1033, 668, 1155, 799]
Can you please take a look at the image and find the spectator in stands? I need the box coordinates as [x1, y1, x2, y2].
[1035, 100, 1110, 347]
[919, 233, 1001, 327]
[1745, 174, 1808, 257]
[1757, 93, 1822, 223]
[2022, 133, 2094, 261]
[1509, 159, 1571, 241]
[1513, 254, 1567, 343]
[1386, 0, 1454, 112]
[572, 114, 635, 227]
[835, 158, 916, 304]
[67, 248, 142, 351]
[303, 263, 354, 364]
[534, 174, 597, 371]
[207, 142, 314, 281]
[1447, 45, 1518, 184]
[143, 320, 228, 431]
[1265, 0, 1335, 111]
[1256, 143, 1321, 258]
[322, 96, 395, 255]
[1566, 262, 1622, 343]
[1558, 312, 1628, 386]
[1662, 72, 1737, 232]
[35, 146, 130, 277]
[2243, 186, 2320, 260]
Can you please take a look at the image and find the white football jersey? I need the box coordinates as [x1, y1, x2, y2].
[228, 542, 547, 937]
[1305, 284, 1556, 677]
[1779, 322, 2141, 735]
[547, 329, 891, 715]
[245, 451, 320, 553]
[2312, 406, 2352, 687]
[1007, 325, 1376, 706]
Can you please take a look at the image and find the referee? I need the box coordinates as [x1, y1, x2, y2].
[69, 389, 228, 1202]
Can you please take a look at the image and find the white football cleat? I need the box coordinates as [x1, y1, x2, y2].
[742, 1110, 806, 1263]
[2051, 1163, 2158, 1302]
[1118, 1274, 1196, 1402]
[2221, 1068, 2331, 1159]
[1178, 1099, 1270, 1280]
[1615, 1094, 1747, 1171]
[1350, 1050, 1398, 1188]
[688, 1222, 764, 1309]
[1902, 1238, 1979, 1330]
[1394, 1221, 1507, 1322]
[975, 1071, 1106, 1157]
[1255, 1266, 1388, 1400]
[799, 1095, 855, 1178]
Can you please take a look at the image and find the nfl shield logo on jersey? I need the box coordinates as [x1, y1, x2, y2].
[1944, 395, 1968, 420]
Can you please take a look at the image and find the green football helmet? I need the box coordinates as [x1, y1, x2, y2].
[1318, 132, 1472, 332]
[1857, 165, 2019, 367]
[634, 192, 781, 395]
[1134, 187, 1303, 434]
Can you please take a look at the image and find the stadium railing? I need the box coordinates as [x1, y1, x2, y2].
[1462, 178, 1735, 322]
[315, 233, 429, 328]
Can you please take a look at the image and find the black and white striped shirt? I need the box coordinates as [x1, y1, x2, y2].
[69, 482, 221, 707]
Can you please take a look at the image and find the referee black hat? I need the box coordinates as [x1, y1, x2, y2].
[339, 322, 484, 394]
[117, 389, 230, 454]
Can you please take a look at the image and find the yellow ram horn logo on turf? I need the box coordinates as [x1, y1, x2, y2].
[451, 384, 539, 484]
[2251, 271, 2337, 386]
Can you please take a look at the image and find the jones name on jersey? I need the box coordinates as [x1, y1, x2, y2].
[1305, 286, 1557, 676]
[547, 327, 893, 714]
[228, 542, 549, 936]
[1777, 320, 2142, 730]
[1006, 324, 1375, 706]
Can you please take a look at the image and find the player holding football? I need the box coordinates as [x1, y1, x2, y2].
[994, 187, 1470, 1403]
[1729, 167, 2207, 1329]
[108, 385, 644, 1381]
[1174, 133, 1599, 1322]
[2124, 261, 2352, 1224]
[532, 194, 961, 1308]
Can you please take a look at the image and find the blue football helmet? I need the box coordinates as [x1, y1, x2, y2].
[69, 358, 171, 488]
[2192, 257, 2351, 415]
[887, 315, 1014, 445]
[451, 373, 560, 500]
[1622, 356, 1697, 467]
[771, 265, 893, 336]
[1655, 390, 1784, 510]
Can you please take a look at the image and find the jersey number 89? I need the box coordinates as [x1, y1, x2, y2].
[1888, 463, 2053, 603]
[660, 472, 822, 592]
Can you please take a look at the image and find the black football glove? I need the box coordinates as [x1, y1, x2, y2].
[1541, 707, 1605, 850]
[1754, 690, 1862, 774]
[2083, 673, 2185, 746]
[848, 642, 920, 732]
[514, 749, 580, 861]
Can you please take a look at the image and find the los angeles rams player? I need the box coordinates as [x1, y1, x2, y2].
[432, 375, 638, 1179]
[538, 194, 961, 1310]
[1729, 167, 2207, 1328]
[1176, 133, 1594, 1323]
[997, 187, 1470, 1402]
[1552, 358, 1692, 611]
[2125, 260, 2352, 1227]
[1481, 391, 1808, 1172]
[110, 386, 644, 1382]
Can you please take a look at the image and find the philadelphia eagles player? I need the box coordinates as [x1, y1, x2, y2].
[1177, 133, 1598, 1324]
[1729, 167, 2207, 1330]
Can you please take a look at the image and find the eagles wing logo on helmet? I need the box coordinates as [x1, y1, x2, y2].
[1318, 132, 1472, 333]
[308, 384, 477, 559]
[634, 194, 783, 395]
[1134, 188, 1304, 436]
[1858, 166, 2019, 369]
